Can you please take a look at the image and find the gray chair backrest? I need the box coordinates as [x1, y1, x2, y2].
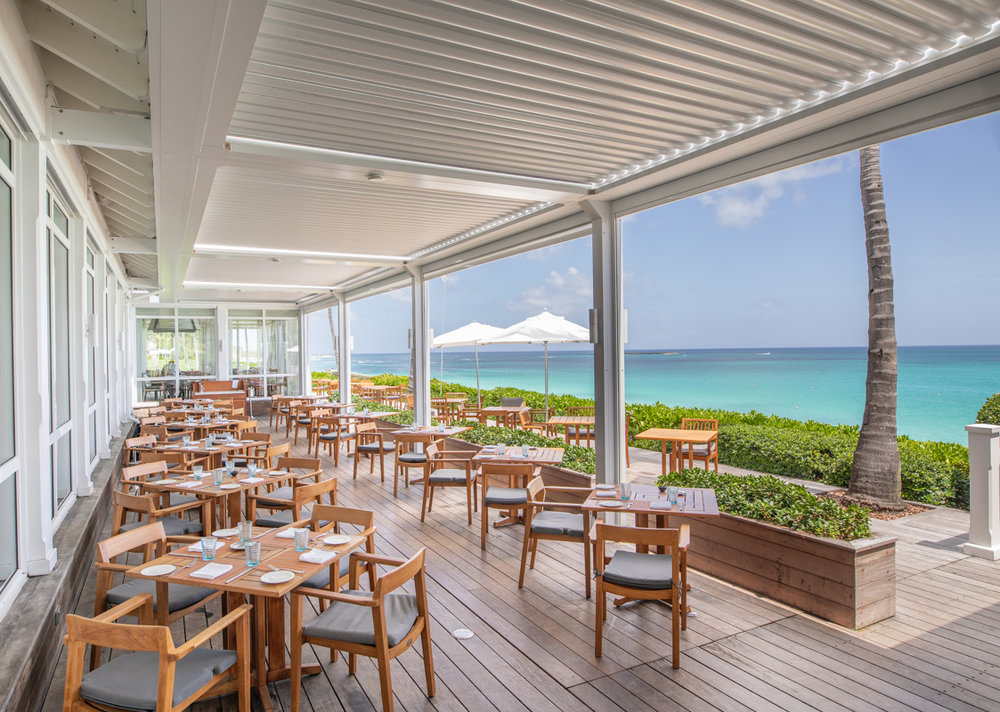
[501, 397, 525, 407]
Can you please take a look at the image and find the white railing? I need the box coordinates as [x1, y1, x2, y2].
[964, 424, 1000, 560]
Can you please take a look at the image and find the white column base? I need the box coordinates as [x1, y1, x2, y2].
[963, 542, 1000, 560]
[26, 548, 58, 576]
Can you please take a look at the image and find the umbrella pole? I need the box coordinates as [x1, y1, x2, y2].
[544, 341, 549, 414]
[475, 343, 481, 406]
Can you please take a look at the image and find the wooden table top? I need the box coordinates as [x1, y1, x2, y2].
[125, 524, 365, 598]
[139, 468, 299, 497]
[582, 484, 719, 516]
[391, 425, 472, 439]
[479, 405, 530, 414]
[472, 446, 564, 466]
[635, 427, 717, 444]
[546, 415, 595, 426]
[167, 406, 223, 415]
[149, 438, 254, 456]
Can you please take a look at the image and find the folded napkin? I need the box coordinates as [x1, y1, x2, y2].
[240, 477, 267, 484]
[593, 491, 616, 498]
[274, 528, 303, 539]
[156, 478, 178, 485]
[300, 549, 338, 565]
[649, 500, 672, 510]
[190, 563, 233, 579]
[177, 481, 206, 489]
[188, 540, 227, 553]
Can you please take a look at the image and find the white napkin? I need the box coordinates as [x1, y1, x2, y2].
[156, 478, 178, 485]
[177, 481, 206, 489]
[190, 563, 233, 579]
[240, 477, 266, 484]
[299, 549, 337, 564]
[650, 501, 672, 510]
[274, 529, 298, 539]
[188, 540, 227, 553]
[594, 491, 616, 498]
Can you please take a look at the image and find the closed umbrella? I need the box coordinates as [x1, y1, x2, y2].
[480, 310, 590, 413]
[432, 321, 505, 405]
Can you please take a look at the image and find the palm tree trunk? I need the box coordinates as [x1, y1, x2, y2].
[848, 145, 903, 509]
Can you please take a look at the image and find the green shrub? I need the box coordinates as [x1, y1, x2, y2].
[655, 469, 872, 540]
[451, 422, 596, 474]
[977, 393, 1000, 425]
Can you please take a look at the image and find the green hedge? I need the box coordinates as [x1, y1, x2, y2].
[977, 393, 1000, 425]
[656, 469, 871, 540]
[450, 422, 596, 474]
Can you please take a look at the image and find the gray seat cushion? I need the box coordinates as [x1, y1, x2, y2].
[168, 493, 197, 507]
[397, 451, 426, 464]
[120, 515, 202, 537]
[299, 549, 357, 589]
[165, 424, 186, 431]
[500, 397, 525, 407]
[357, 442, 396, 454]
[566, 426, 595, 437]
[318, 432, 340, 441]
[80, 648, 237, 712]
[680, 442, 717, 456]
[530, 510, 584, 537]
[303, 590, 418, 648]
[484, 487, 528, 506]
[260, 486, 293, 502]
[105, 579, 214, 613]
[254, 509, 294, 527]
[428, 468, 471, 484]
[601, 551, 674, 591]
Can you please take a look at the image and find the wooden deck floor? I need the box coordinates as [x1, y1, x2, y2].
[40, 420, 1000, 712]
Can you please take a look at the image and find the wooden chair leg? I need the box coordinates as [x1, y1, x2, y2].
[671, 594, 681, 669]
[518, 530, 532, 588]
[481, 500, 488, 550]
[290, 595, 302, 712]
[529, 538, 539, 569]
[595, 585, 604, 657]
[348, 652, 357, 675]
[376, 646, 394, 712]
[584, 533, 592, 599]
[420, 483, 430, 522]
[421, 623, 436, 697]
[466, 482, 473, 525]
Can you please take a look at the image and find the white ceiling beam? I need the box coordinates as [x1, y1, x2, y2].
[40, 0, 147, 52]
[148, 0, 269, 301]
[50, 106, 151, 150]
[129, 277, 159, 290]
[110, 236, 156, 254]
[78, 146, 151, 180]
[39, 50, 149, 114]
[21, 0, 148, 99]
[86, 162, 153, 195]
[192, 244, 406, 265]
[224, 135, 591, 204]
[90, 181, 153, 217]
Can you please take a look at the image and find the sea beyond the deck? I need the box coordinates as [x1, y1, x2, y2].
[312, 345, 1000, 444]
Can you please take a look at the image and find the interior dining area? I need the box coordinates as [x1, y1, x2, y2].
[1, 1, 1000, 711]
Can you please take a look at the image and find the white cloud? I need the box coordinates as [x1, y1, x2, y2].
[509, 266, 591, 317]
[524, 243, 567, 261]
[700, 156, 848, 227]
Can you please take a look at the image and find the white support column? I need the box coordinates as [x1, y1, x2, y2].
[583, 199, 626, 486]
[336, 295, 351, 406]
[95, 256, 110, 458]
[14, 138, 57, 574]
[299, 308, 310, 394]
[69, 206, 92, 494]
[408, 266, 431, 426]
[964, 424, 1000, 560]
[216, 305, 229, 380]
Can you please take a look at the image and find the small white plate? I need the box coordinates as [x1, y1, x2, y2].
[230, 541, 247, 550]
[599, 501, 625, 508]
[157, 479, 178, 485]
[323, 534, 352, 546]
[219, 483, 240, 490]
[141, 564, 176, 577]
[213, 528, 239, 537]
[595, 484, 615, 490]
[261, 570, 294, 584]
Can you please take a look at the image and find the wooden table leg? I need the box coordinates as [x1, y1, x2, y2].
[251, 595, 272, 712]
[660, 442, 667, 476]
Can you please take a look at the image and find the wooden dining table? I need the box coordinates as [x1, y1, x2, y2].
[390, 424, 472, 443]
[478, 405, 530, 428]
[431, 396, 467, 424]
[635, 427, 719, 475]
[545, 415, 596, 446]
[471, 445, 564, 467]
[125, 522, 367, 711]
[150, 437, 255, 470]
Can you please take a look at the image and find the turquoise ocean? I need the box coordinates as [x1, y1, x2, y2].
[311, 345, 1000, 444]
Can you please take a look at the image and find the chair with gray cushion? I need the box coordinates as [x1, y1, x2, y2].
[297, 504, 377, 618]
[420, 443, 477, 525]
[566, 406, 596, 446]
[353, 422, 397, 482]
[519, 476, 594, 598]
[678, 417, 719, 472]
[594, 521, 690, 667]
[392, 431, 431, 498]
[249, 475, 337, 527]
[290, 549, 434, 712]
[63, 593, 251, 712]
[112, 469, 210, 538]
[480, 462, 537, 550]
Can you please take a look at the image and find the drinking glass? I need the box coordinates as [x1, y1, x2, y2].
[212, 468, 225, 485]
[182, 435, 191, 447]
[620, 481, 632, 500]
[293, 528, 309, 552]
[201, 536, 217, 561]
[244, 541, 261, 567]
[247, 462, 258, 477]
[223, 457, 231, 473]
[521, 444, 530, 457]
[191, 465, 203, 479]
[667, 486, 679, 504]
[238, 520, 253, 543]
[498, 443, 506, 457]
[677, 492, 686, 511]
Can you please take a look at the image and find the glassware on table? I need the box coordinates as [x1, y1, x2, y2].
[181, 435, 191, 447]
[223, 457, 231, 473]
[212, 468, 225, 485]
[244, 541, 261, 567]
[677, 491, 686, 511]
[293, 527, 309, 552]
[521, 444, 530, 457]
[201, 536, 218, 561]
[247, 462, 258, 477]
[667, 486, 679, 504]
[191, 465, 203, 479]
[498, 443, 506, 457]
[620, 481, 632, 500]
[238, 520, 253, 543]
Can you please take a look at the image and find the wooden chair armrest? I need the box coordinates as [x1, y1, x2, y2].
[170, 604, 252, 659]
[526, 500, 583, 511]
[433, 449, 476, 457]
[93, 561, 132, 573]
[293, 587, 376, 607]
[543, 486, 595, 493]
[349, 551, 406, 567]
[94, 593, 153, 622]
[156, 500, 205, 516]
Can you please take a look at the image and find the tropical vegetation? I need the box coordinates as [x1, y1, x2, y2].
[977, 392, 1000, 425]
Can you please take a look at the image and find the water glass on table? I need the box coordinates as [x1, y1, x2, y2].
[201, 536, 218, 561]
[620, 481, 632, 501]
[238, 520, 253, 543]
[182, 435, 191, 447]
[293, 527, 309, 552]
[244, 541, 260, 567]
[667, 486, 679, 505]
[498, 443, 506, 457]
[212, 468, 225, 485]
[191, 465, 203, 480]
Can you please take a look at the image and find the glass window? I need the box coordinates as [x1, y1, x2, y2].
[231, 318, 263, 377]
[266, 318, 299, 394]
[0, 475, 16, 591]
[52, 434, 71, 512]
[136, 317, 176, 400]
[177, 317, 216, 378]
[0, 125, 9, 170]
[231, 309, 263, 317]
[86, 244, 94, 269]
[87, 272, 96, 406]
[0, 175, 12, 464]
[52, 201, 68, 236]
[88, 412, 97, 461]
[177, 308, 214, 317]
[136, 307, 174, 316]
[50, 236, 70, 427]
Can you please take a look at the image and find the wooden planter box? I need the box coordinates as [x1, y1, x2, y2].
[683, 513, 895, 629]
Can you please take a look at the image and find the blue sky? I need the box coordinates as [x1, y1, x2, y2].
[311, 112, 1000, 355]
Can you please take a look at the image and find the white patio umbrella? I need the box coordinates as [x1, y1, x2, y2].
[480, 310, 590, 413]
[432, 321, 505, 404]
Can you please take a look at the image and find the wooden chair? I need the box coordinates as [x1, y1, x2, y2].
[566, 406, 596, 447]
[110, 487, 208, 538]
[519, 476, 593, 598]
[479, 462, 537, 550]
[594, 522, 690, 667]
[241, 441, 291, 472]
[679, 417, 719, 472]
[289, 548, 434, 712]
[124, 434, 157, 465]
[392, 431, 429, 497]
[519, 408, 553, 438]
[313, 415, 357, 468]
[65, 593, 251, 711]
[421, 443, 477, 525]
[296, 504, 378, 612]
[247, 475, 338, 528]
[458, 397, 480, 422]
[353, 422, 396, 482]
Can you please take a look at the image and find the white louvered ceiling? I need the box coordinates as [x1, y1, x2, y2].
[18, 0, 155, 287]
[151, 0, 1000, 303]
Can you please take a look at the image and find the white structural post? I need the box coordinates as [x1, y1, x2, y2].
[583, 199, 626, 486]
[964, 424, 1000, 560]
[409, 265, 431, 426]
[336, 295, 351, 406]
